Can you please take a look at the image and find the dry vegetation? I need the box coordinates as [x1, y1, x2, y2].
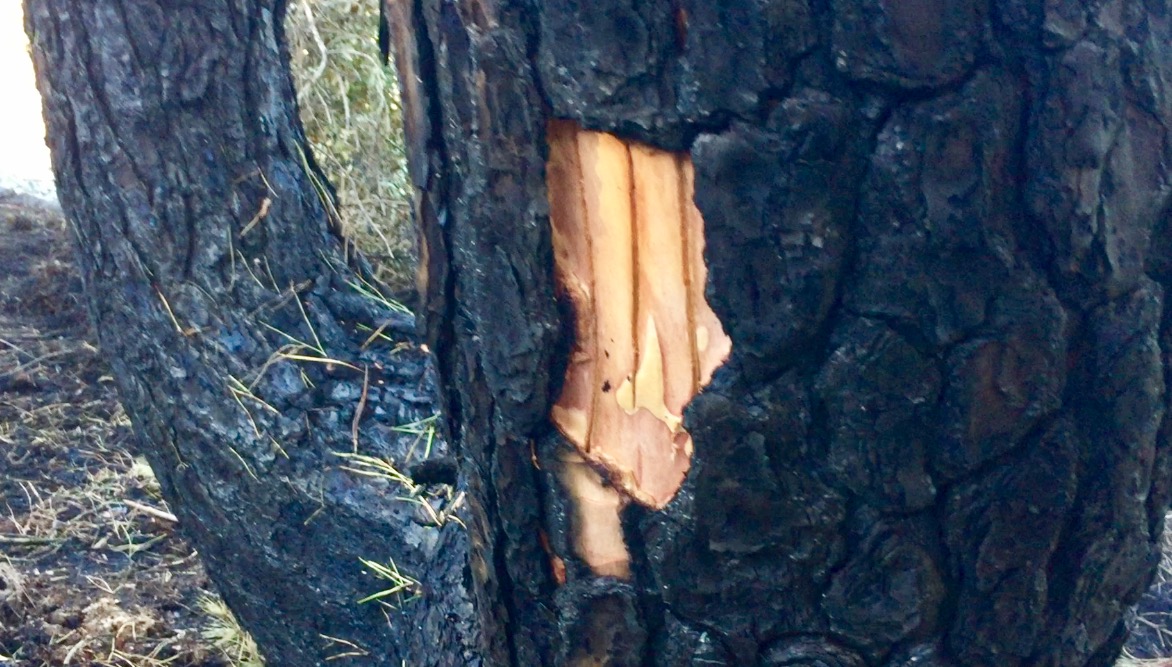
[0, 196, 231, 665]
[1122, 523, 1172, 666]
[2, 1, 1171, 666]
[287, 0, 415, 290]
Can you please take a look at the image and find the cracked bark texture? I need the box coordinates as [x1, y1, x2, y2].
[25, 0, 1172, 666]
[397, 0, 1172, 664]
[25, 1, 474, 665]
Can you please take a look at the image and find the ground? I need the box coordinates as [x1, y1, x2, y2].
[0, 191, 1168, 666]
[0, 191, 257, 666]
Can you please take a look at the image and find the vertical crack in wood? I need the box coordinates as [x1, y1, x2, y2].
[682, 159, 732, 387]
[547, 121, 732, 578]
[677, 153, 701, 394]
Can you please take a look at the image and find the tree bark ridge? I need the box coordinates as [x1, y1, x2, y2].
[26, 1, 477, 664]
[393, 0, 1172, 664]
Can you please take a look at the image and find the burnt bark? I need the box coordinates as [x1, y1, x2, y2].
[24, 1, 474, 665]
[398, 0, 1172, 665]
[25, 0, 1172, 667]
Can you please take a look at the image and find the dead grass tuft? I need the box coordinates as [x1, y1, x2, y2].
[197, 596, 263, 667]
[1121, 520, 1172, 666]
[286, 0, 414, 289]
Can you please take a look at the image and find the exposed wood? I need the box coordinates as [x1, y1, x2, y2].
[628, 144, 693, 470]
[547, 123, 731, 514]
[555, 448, 631, 579]
[681, 160, 732, 387]
[547, 120, 596, 452]
[577, 129, 638, 505]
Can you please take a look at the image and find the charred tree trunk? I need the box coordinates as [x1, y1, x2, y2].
[394, 0, 1172, 665]
[23, 1, 475, 664]
[26, 0, 1172, 666]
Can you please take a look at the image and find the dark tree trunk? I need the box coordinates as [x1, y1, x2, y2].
[23, 2, 475, 665]
[26, 1, 1172, 667]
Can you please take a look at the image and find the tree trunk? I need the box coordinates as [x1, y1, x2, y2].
[23, 2, 476, 664]
[27, 0, 1172, 666]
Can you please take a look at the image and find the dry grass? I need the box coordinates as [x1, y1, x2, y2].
[1121, 651, 1172, 665]
[197, 597, 263, 667]
[1120, 523, 1172, 666]
[286, 0, 415, 289]
[1, 397, 155, 552]
[0, 230, 219, 665]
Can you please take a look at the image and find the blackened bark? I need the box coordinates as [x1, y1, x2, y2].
[393, 0, 1172, 666]
[24, 1, 476, 665]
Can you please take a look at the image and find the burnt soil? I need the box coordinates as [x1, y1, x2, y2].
[0, 190, 1168, 666]
[0, 191, 233, 666]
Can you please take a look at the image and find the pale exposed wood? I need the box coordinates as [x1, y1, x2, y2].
[547, 120, 596, 448]
[624, 144, 695, 504]
[546, 123, 733, 578]
[577, 130, 641, 495]
[682, 161, 733, 387]
[629, 145, 694, 422]
[556, 449, 631, 580]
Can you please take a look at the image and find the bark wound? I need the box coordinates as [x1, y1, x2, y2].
[546, 120, 731, 577]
